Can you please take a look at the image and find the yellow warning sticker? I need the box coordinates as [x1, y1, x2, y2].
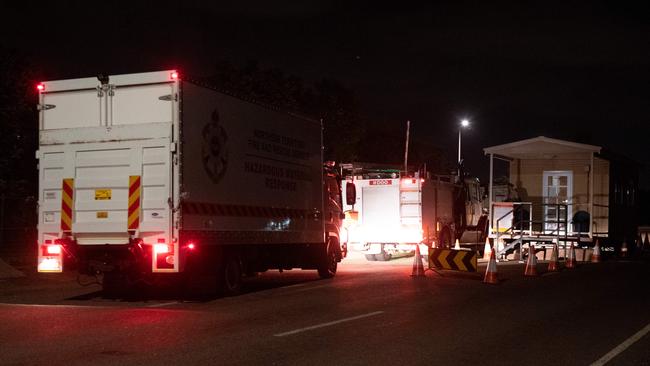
[96, 211, 108, 219]
[95, 189, 112, 200]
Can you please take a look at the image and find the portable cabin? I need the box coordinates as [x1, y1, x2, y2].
[484, 136, 638, 246]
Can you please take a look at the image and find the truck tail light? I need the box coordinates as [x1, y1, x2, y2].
[154, 243, 170, 254]
[45, 244, 62, 255]
[36, 83, 45, 91]
[170, 71, 179, 80]
[154, 242, 175, 270]
[38, 243, 63, 272]
[401, 178, 418, 186]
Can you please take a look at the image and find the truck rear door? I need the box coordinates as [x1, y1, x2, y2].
[37, 71, 179, 272]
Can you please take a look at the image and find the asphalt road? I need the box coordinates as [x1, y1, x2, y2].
[1, 253, 649, 366]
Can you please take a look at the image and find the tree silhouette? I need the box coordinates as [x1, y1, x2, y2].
[0, 46, 39, 197]
[200, 59, 365, 162]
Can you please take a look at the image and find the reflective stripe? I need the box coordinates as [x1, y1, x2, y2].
[60, 178, 74, 231]
[128, 176, 141, 230]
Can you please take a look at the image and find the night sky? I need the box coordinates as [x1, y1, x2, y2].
[3, 1, 650, 185]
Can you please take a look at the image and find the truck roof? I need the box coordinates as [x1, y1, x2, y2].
[40, 70, 319, 125]
[40, 70, 178, 92]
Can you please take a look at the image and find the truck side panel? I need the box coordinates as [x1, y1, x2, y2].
[180, 82, 324, 246]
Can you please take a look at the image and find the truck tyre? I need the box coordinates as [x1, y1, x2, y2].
[217, 254, 243, 296]
[318, 240, 338, 279]
[364, 254, 377, 261]
[374, 251, 392, 261]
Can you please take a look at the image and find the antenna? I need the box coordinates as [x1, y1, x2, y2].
[404, 120, 410, 175]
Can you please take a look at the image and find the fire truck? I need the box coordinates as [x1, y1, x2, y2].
[340, 163, 487, 261]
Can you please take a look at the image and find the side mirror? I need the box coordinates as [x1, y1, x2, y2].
[345, 182, 356, 206]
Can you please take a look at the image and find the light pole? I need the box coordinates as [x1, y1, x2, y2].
[458, 119, 470, 177]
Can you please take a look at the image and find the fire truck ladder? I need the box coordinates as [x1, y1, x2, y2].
[399, 180, 422, 230]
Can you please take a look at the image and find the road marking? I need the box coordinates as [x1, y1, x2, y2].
[0, 303, 105, 309]
[590, 322, 650, 366]
[146, 302, 178, 308]
[289, 284, 330, 293]
[274, 311, 384, 337]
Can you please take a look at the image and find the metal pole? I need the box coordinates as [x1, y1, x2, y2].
[589, 152, 594, 240]
[489, 154, 494, 237]
[404, 120, 410, 174]
[458, 128, 462, 177]
[0, 195, 4, 247]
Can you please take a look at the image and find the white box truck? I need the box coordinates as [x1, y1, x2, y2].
[35, 70, 346, 294]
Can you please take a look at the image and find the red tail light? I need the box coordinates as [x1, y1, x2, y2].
[36, 84, 45, 91]
[39, 242, 64, 272]
[170, 71, 179, 80]
[46, 245, 62, 255]
[187, 242, 195, 250]
[154, 243, 170, 254]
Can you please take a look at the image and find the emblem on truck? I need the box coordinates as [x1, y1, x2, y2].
[201, 108, 229, 183]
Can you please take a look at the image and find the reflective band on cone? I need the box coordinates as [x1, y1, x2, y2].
[591, 240, 601, 263]
[454, 239, 461, 250]
[483, 250, 499, 284]
[621, 241, 628, 258]
[566, 243, 577, 269]
[548, 242, 559, 272]
[483, 237, 492, 260]
[411, 244, 426, 277]
[524, 244, 538, 277]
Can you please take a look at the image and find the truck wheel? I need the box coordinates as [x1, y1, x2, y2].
[318, 241, 338, 279]
[218, 255, 243, 296]
[374, 252, 392, 261]
[364, 254, 377, 261]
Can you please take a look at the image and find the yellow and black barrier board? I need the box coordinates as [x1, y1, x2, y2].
[429, 248, 478, 272]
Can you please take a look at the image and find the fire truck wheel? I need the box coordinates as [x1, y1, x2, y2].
[318, 240, 338, 279]
[374, 252, 392, 261]
[218, 254, 243, 296]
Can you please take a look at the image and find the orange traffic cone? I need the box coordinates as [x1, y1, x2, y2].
[454, 239, 461, 250]
[548, 242, 559, 272]
[591, 240, 601, 263]
[483, 237, 492, 259]
[524, 244, 538, 276]
[566, 243, 576, 269]
[621, 241, 628, 258]
[411, 244, 426, 277]
[483, 250, 499, 284]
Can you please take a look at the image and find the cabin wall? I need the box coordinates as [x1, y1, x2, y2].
[508, 154, 609, 234]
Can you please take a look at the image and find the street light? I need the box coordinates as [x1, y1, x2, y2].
[458, 119, 470, 177]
